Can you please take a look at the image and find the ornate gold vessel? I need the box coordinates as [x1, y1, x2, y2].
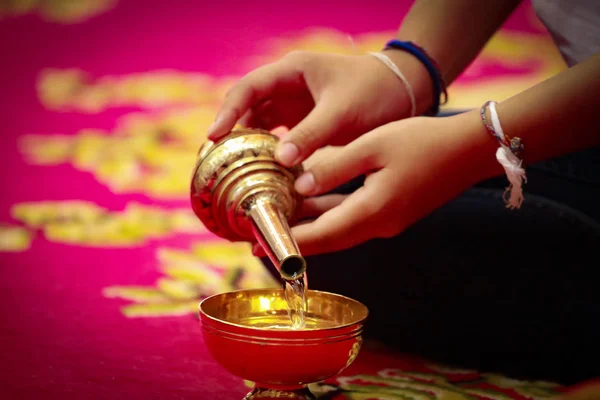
[190, 128, 306, 280]
[199, 288, 368, 399]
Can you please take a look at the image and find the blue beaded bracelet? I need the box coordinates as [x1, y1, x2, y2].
[384, 39, 448, 116]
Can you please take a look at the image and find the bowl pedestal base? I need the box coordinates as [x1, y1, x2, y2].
[244, 384, 316, 399]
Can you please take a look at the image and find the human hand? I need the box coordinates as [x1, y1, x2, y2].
[207, 50, 431, 167]
[254, 111, 498, 256]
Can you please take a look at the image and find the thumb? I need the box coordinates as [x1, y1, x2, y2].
[275, 99, 345, 167]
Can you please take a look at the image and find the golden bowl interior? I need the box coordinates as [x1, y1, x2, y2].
[199, 288, 368, 331]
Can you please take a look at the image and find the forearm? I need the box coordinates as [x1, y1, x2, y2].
[457, 53, 600, 182]
[384, 0, 521, 115]
[396, 0, 522, 85]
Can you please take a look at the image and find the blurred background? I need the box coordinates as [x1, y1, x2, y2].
[0, 1, 570, 399]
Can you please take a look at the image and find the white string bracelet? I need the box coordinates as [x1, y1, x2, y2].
[347, 34, 358, 53]
[368, 52, 417, 117]
[481, 100, 527, 209]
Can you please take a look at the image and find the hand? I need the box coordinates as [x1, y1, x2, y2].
[208, 50, 431, 167]
[254, 111, 497, 257]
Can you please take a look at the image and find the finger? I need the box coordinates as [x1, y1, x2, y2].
[252, 242, 265, 257]
[237, 108, 257, 128]
[298, 194, 347, 219]
[258, 94, 315, 130]
[240, 93, 315, 133]
[302, 146, 341, 170]
[237, 99, 275, 130]
[207, 61, 304, 140]
[274, 98, 346, 167]
[245, 99, 298, 131]
[294, 134, 382, 197]
[292, 183, 385, 256]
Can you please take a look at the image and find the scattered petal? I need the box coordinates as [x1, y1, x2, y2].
[0, 224, 33, 252]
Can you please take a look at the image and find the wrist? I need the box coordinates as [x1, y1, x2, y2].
[446, 109, 504, 186]
[382, 49, 434, 116]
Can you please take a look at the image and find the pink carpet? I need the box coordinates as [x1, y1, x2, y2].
[0, 1, 586, 398]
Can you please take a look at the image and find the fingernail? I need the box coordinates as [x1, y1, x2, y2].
[295, 172, 315, 195]
[275, 142, 299, 166]
[207, 113, 223, 138]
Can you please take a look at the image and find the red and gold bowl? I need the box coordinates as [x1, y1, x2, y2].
[199, 288, 368, 399]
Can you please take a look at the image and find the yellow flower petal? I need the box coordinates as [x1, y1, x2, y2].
[38, 0, 117, 24]
[11, 201, 104, 229]
[168, 210, 206, 234]
[0, 0, 38, 16]
[161, 264, 233, 294]
[0, 224, 33, 252]
[37, 68, 88, 110]
[121, 301, 200, 318]
[192, 241, 261, 269]
[156, 278, 200, 300]
[102, 286, 171, 303]
[18, 134, 73, 165]
[10, 201, 208, 247]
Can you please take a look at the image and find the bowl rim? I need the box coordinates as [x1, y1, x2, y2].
[198, 288, 369, 332]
